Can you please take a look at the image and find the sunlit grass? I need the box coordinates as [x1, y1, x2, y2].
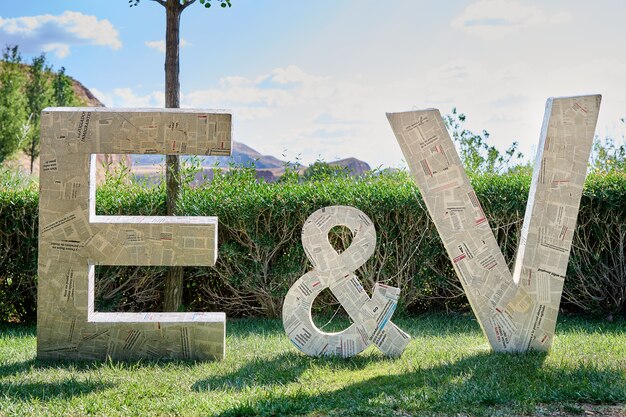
[0, 314, 624, 416]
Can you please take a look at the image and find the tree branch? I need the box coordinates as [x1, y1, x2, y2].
[181, 0, 197, 10]
[148, 0, 167, 7]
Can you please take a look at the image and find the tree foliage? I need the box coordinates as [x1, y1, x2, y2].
[2, 168, 625, 322]
[444, 108, 524, 175]
[302, 161, 352, 182]
[129, 0, 231, 8]
[0, 46, 28, 164]
[0, 46, 83, 171]
[589, 120, 626, 174]
[23, 54, 54, 173]
[53, 67, 82, 108]
[444, 108, 626, 175]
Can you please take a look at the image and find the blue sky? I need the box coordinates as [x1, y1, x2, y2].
[1, 0, 625, 167]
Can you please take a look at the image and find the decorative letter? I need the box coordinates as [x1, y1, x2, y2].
[38, 108, 231, 360]
[387, 95, 600, 352]
[283, 206, 410, 357]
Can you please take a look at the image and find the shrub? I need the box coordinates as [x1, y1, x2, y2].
[0, 168, 38, 322]
[1, 167, 625, 323]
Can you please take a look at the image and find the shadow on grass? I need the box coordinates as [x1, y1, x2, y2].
[225, 313, 486, 339]
[0, 380, 113, 402]
[226, 317, 286, 337]
[0, 357, 109, 378]
[193, 350, 381, 391]
[209, 350, 625, 417]
[1, 315, 624, 411]
[0, 357, 115, 401]
[0, 323, 36, 337]
[556, 314, 626, 334]
[0, 355, 209, 380]
[0, 326, 114, 401]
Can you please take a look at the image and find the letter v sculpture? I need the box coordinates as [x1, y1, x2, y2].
[386, 95, 600, 352]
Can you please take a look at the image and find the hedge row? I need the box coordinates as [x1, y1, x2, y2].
[1, 168, 625, 323]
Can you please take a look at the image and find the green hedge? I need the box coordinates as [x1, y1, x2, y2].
[1, 169, 625, 323]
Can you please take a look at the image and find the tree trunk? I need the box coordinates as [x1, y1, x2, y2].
[163, 0, 183, 312]
[29, 141, 35, 173]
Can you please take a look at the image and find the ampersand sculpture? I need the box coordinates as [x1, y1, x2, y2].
[283, 206, 411, 358]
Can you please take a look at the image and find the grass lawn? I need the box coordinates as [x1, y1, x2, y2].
[0, 313, 624, 416]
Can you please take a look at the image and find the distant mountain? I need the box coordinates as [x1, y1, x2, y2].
[229, 142, 287, 169]
[328, 157, 371, 176]
[131, 141, 372, 182]
[133, 141, 287, 169]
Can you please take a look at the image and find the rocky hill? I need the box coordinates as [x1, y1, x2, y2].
[0, 62, 103, 107]
[328, 157, 371, 176]
[70, 77, 104, 107]
[132, 141, 372, 183]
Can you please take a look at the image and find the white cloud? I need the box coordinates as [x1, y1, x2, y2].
[261, 65, 329, 85]
[550, 11, 573, 24]
[145, 38, 191, 54]
[90, 87, 164, 108]
[42, 42, 71, 58]
[183, 65, 333, 114]
[451, 0, 570, 40]
[177, 66, 393, 165]
[88, 87, 113, 107]
[0, 11, 121, 58]
[112, 88, 165, 108]
[91, 60, 626, 168]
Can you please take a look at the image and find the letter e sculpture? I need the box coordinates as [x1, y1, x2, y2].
[38, 108, 231, 360]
